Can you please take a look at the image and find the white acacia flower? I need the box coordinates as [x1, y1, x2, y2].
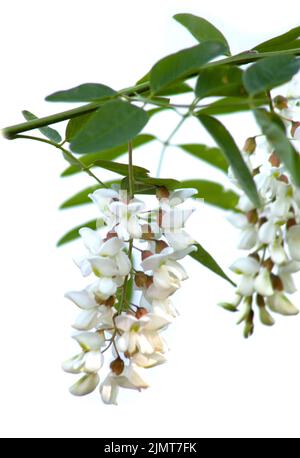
[160, 188, 198, 208]
[62, 331, 105, 376]
[253, 268, 274, 297]
[227, 212, 258, 250]
[115, 313, 170, 355]
[109, 200, 145, 240]
[100, 363, 149, 405]
[89, 188, 119, 219]
[70, 373, 100, 397]
[258, 220, 277, 245]
[230, 257, 260, 296]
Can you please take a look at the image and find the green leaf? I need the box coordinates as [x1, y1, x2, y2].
[198, 96, 266, 116]
[59, 181, 120, 209]
[22, 110, 62, 143]
[254, 26, 300, 53]
[65, 113, 93, 142]
[174, 13, 230, 56]
[178, 143, 228, 173]
[156, 82, 193, 96]
[180, 179, 238, 210]
[93, 160, 150, 177]
[243, 55, 300, 96]
[190, 243, 235, 286]
[70, 100, 149, 154]
[46, 83, 116, 102]
[254, 109, 300, 187]
[197, 114, 260, 207]
[150, 41, 227, 94]
[134, 176, 181, 189]
[57, 219, 104, 247]
[196, 65, 246, 99]
[61, 134, 156, 177]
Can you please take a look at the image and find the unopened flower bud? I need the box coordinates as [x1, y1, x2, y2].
[246, 209, 258, 224]
[156, 186, 170, 200]
[105, 230, 118, 241]
[258, 306, 275, 326]
[243, 310, 254, 339]
[141, 250, 153, 261]
[269, 152, 281, 167]
[287, 217, 297, 230]
[104, 296, 116, 307]
[110, 357, 125, 376]
[135, 271, 148, 288]
[155, 240, 169, 253]
[256, 294, 265, 308]
[135, 307, 148, 319]
[243, 137, 256, 155]
[291, 121, 300, 138]
[271, 274, 284, 292]
[141, 224, 154, 240]
[273, 95, 288, 110]
[262, 258, 274, 272]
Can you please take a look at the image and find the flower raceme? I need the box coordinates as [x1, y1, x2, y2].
[63, 186, 197, 404]
[222, 90, 300, 337]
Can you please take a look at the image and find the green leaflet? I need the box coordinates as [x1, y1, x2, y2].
[190, 243, 235, 286]
[180, 179, 239, 210]
[243, 55, 300, 96]
[178, 144, 228, 173]
[70, 100, 149, 154]
[196, 65, 246, 99]
[93, 160, 150, 177]
[254, 26, 300, 53]
[150, 41, 227, 94]
[197, 114, 260, 207]
[255, 109, 300, 187]
[22, 110, 62, 143]
[198, 96, 267, 116]
[174, 13, 231, 56]
[46, 83, 116, 102]
[61, 134, 156, 177]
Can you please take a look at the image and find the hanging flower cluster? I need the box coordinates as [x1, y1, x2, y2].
[63, 186, 197, 403]
[221, 93, 300, 337]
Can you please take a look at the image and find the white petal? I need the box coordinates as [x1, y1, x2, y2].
[99, 237, 123, 257]
[65, 289, 97, 310]
[100, 374, 119, 405]
[279, 273, 297, 294]
[165, 230, 195, 251]
[287, 225, 300, 261]
[131, 352, 167, 368]
[279, 261, 300, 274]
[254, 268, 274, 296]
[136, 334, 154, 354]
[62, 353, 85, 374]
[267, 293, 299, 316]
[237, 275, 255, 296]
[237, 195, 255, 212]
[69, 373, 100, 396]
[83, 351, 104, 373]
[168, 188, 197, 206]
[97, 277, 117, 298]
[237, 227, 257, 250]
[161, 208, 194, 231]
[227, 212, 248, 229]
[117, 332, 130, 352]
[141, 250, 172, 272]
[115, 314, 138, 332]
[72, 309, 99, 331]
[89, 256, 118, 277]
[144, 313, 171, 331]
[79, 228, 103, 254]
[230, 257, 260, 275]
[258, 220, 277, 244]
[115, 251, 131, 276]
[73, 331, 105, 351]
[116, 363, 149, 389]
[270, 239, 288, 265]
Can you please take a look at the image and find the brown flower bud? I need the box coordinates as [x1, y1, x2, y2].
[141, 250, 153, 261]
[278, 174, 289, 184]
[135, 271, 148, 288]
[156, 186, 170, 200]
[104, 296, 116, 307]
[291, 121, 300, 138]
[271, 274, 284, 292]
[287, 218, 297, 230]
[243, 137, 256, 155]
[110, 357, 125, 376]
[135, 307, 148, 319]
[246, 209, 258, 224]
[105, 230, 118, 241]
[269, 152, 281, 167]
[256, 294, 265, 308]
[273, 95, 288, 110]
[141, 224, 154, 240]
[155, 240, 169, 253]
[262, 258, 274, 272]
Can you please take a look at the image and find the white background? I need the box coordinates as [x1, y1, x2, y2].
[1, 0, 300, 439]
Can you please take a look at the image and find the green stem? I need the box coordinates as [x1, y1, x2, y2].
[2, 49, 300, 139]
[267, 91, 274, 112]
[14, 134, 107, 187]
[156, 96, 201, 177]
[128, 141, 134, 199]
